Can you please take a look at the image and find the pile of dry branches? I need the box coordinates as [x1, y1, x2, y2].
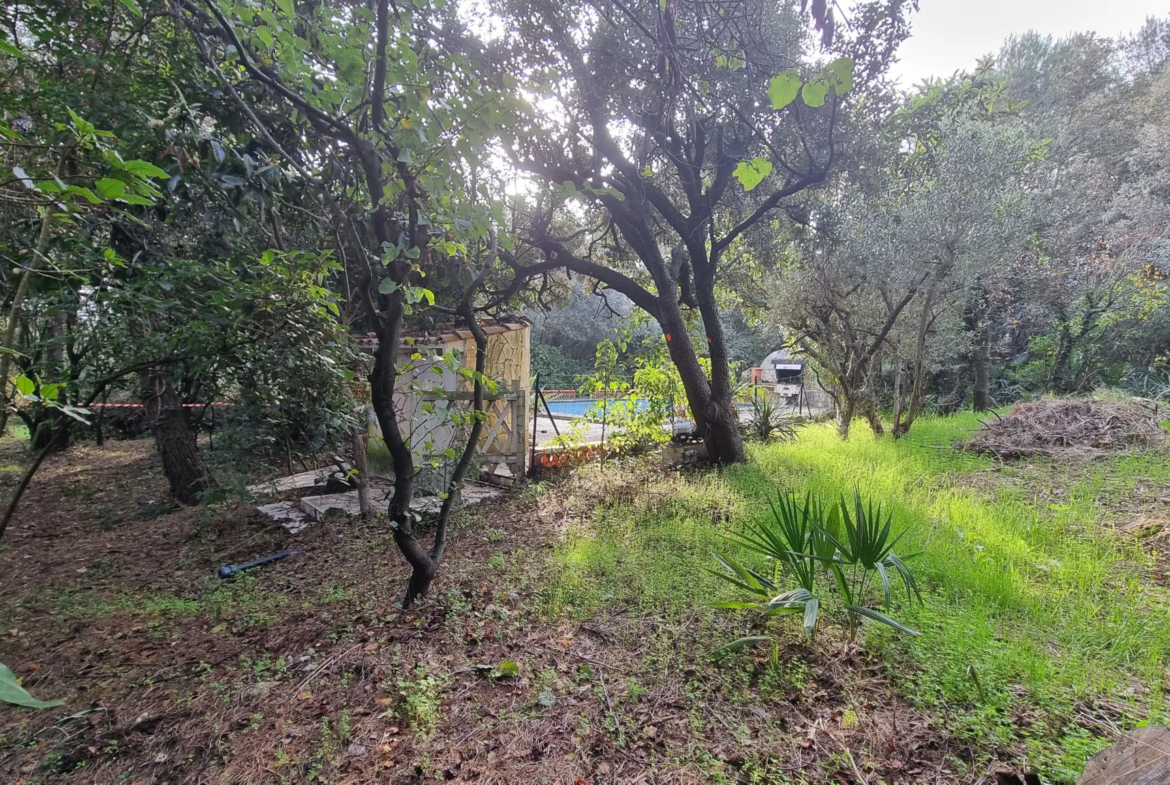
[958, 398, 1169, 459]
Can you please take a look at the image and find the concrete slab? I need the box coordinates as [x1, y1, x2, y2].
[256, 501, 312, 535]
[247, 469, 330, 495]
[298, 482, 505, 522]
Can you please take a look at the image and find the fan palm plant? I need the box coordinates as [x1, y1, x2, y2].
[709, 488, 921, 656]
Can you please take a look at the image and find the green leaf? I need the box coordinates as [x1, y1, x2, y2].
[95, 178, 125, 200]
[40, 383, 60, 401]
[0, 39, 23, 58]
[767, 70, 801, 110]
[827, 56, 855, 95]
[64, 185, 101, 204]
[732, 157, 772, 191]
[14, 376, 35, 396]
[0, 663, 63, 709]
[802, 597, 819, 637]
[122, 160, 168, 179]
[845, 604, 921, 636]
[876, 561, 891, 608]
[276, 0, 294, 17]
[802, 78, 829, 108]
[709, 636, 770, 660]
[117, 193, 154, 205]
[378, 279, 398, 294]
[257, 26, 274, 47]
[640, 166, 653, 177]
[497, 660, 519, 678]
[118, 0, 142, 17]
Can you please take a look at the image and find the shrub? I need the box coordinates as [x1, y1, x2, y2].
[709, 488, 921, 655]
[743, 394, 796, 443]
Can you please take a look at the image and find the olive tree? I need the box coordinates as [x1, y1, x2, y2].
[488, 0, 909, 463]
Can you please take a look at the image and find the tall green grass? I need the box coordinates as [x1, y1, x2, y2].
[549, 414, 1170, 782]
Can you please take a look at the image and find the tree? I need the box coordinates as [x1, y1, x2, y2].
[173, 0, 517, 603]
[489, 0, 909, 463]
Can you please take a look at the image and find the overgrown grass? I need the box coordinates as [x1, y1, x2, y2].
[547, 414, 1170, 782]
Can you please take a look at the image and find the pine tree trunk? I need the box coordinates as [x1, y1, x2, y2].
[140, 369, 209, 506]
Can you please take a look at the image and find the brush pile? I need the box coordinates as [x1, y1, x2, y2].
[958, 398, 1169, 459]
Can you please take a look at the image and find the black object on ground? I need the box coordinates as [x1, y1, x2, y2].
[218, 549, 297, 579]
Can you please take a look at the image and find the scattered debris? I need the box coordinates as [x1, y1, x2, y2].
[957, 398, 1168, 459]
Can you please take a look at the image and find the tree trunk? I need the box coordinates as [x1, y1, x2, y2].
[0, 204, 59, 438]
[939, 368, 969, 414]
[660, 293, 744, 465]
[964, 285, 992, 412]
[836, 393, 855, 439]
[693, 275, 745, 465]
[972, 321, 992, 412]
[893, 280, 938, 438]
[350, 423, 371, 518]
[140, 368, 208, 505]
[863, 396, 884, 436]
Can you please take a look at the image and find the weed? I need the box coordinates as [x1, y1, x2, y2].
[397, 669, 442, 736]
[319, 584, 356, 604]
[208, 573, 289, 629]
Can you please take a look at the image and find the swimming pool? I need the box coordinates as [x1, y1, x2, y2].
[541, 398, 645, 417]
[541, 398, 754, 418]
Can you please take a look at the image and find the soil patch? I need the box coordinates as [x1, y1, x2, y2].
[1, 439, 966, 783]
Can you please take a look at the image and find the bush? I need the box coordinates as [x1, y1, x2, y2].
[710, 488, 921, 655]
[743, 394, 796, 442]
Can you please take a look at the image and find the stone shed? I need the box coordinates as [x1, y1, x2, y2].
[354, 318, 531, 484]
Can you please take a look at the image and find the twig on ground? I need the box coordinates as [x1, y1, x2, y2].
[597, 665, 626, 748]
[288, 644, 360, 700]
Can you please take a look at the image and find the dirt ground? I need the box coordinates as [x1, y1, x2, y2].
[0, 439, 973, 784]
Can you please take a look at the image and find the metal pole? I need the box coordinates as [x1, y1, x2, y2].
[529, 372, 540, 478]
[537, 386, 560, 438]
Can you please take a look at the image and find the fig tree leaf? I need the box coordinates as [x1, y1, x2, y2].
[827, 56, 854, 95]
[802, 78, 829, 108]
[768, 70, 801, 110]
[733, 157, 773, 192]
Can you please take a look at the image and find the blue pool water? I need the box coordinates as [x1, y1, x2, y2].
[542, 398, 645, 417]
[542, 398, 754, 418]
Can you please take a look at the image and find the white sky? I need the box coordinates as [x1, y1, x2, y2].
[893, 0, 1167, 86]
